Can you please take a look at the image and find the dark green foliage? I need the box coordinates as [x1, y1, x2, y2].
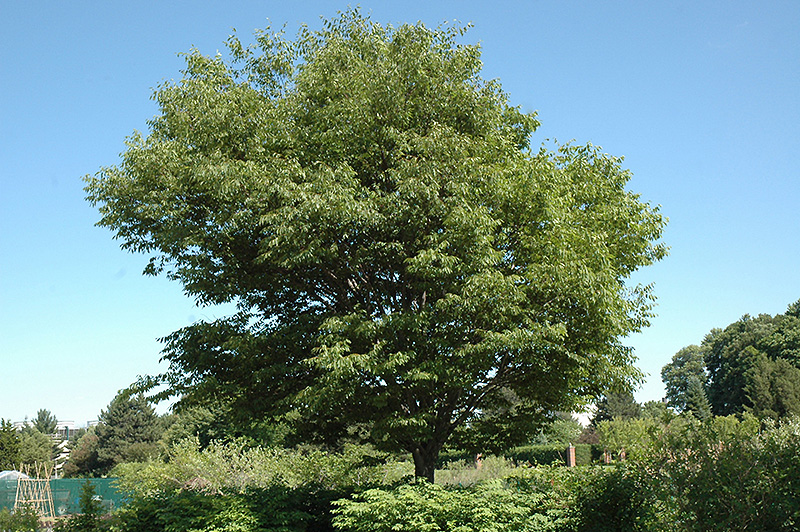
[62, 429, 101, 478]
[0, 419, 20, 470]
[86, 9, 666, 480]
[94, 392, 162, 475]
[682, 375, 712, 420]
[332, 480, 550, 532]
[745, 354, 800, 420]
[32, 409, 58, 435]
[704, 300, 800, 417]
[592, 391, 642, 425]
[17, 426, 53, 465]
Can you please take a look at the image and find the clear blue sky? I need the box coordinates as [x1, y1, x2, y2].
[2, 1, 798, 426]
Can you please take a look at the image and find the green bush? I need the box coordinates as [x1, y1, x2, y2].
[332, 479, 555, 532]
[115, 485, 351, 532]
[558, 466, 659, 532]
[646, 416, 800, 531]
[0, 505, 39, 532]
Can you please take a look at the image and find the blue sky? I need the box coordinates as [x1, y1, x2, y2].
[1, 1, 798, 425]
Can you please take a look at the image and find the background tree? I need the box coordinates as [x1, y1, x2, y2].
[592, 391, 642, 425]
[32, 409, 58, 435]
[62, 428, 100, 478]
[94, 392, 163, 474]
[0, 420, 20, 470]
[85, 10, 666, 480]
[661, 345, 709, 413]
[697, 300, 800, 417]
[18, 426, 52, 465]
[744, 353, 800, 420]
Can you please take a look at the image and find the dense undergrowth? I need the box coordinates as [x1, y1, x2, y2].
[47, 416, 800, 532]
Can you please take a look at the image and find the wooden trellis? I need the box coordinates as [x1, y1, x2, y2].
[14, 462, 55, 525]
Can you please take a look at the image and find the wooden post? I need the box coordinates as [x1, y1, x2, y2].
[566, 445, 576, 467]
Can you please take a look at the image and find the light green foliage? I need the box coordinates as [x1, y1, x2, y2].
[596, 416, 663, 460]
[644, 416, 800, 531]
[86, 8, 666, 479]
[640, 400, 674, 423]
[531, 416, 584, 446]
[332, 480, 551, 532]
[0, 505, 39, 532]
[18, 426, 52, 465]
[113, 439, 410, 498]
[0, 419, 20, 470]
[434, 455, 517, 486]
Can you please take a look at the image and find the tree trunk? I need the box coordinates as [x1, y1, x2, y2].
[411, 441, 442, 483]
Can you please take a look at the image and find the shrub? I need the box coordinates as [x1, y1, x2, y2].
[332, 480, 555, 532]
[0, 505, 39, 532]
[647, 416, 800, 531]
[558, 466, 659, 532]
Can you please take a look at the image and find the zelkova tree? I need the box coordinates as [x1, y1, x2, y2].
[85, 11, 666, 480]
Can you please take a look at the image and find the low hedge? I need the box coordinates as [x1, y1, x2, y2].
[508, 444, 604, 466]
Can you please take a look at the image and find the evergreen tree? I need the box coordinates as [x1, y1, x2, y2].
[593, 391, 642, 425]
[94, 392, 162, 474]
[0, 419, 20, 470]
[662, 344, 708, 412]
[683, 375, 712, 420]
[32, 409, 58, 435]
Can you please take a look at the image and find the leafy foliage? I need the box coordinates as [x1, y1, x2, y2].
[644, 416, 800, 531]
[662, 345, 710, 419]
[0, 505, 39, 532]
[332, 479, 552, 532]
[112, 439, 410, 498]
[32, 409, 58, 435]
[18, 425, 53, 465]
[86, 9, 666, 479]
[703, 300, 800, 417]
[62, 428, 101, 478]
[592, 391, 642, 425]
[55, 481, 114, 532]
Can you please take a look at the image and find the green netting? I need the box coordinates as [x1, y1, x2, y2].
[0, 478, 125, 516]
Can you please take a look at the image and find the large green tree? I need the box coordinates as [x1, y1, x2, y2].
[661, 344, 711, 419]
[94, 392, 163, 474]
[85, 11, 667, 480]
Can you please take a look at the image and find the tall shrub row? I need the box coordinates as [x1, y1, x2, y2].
[97, 417, 800, 532]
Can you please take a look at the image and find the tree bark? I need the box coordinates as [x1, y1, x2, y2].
[411, 441, 442, 483]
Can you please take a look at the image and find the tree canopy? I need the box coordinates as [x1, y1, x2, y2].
[664, 299, 800, 419]
[85, 10, 667, 479]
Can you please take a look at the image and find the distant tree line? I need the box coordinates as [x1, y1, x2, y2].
[661, 299, 800, 421]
